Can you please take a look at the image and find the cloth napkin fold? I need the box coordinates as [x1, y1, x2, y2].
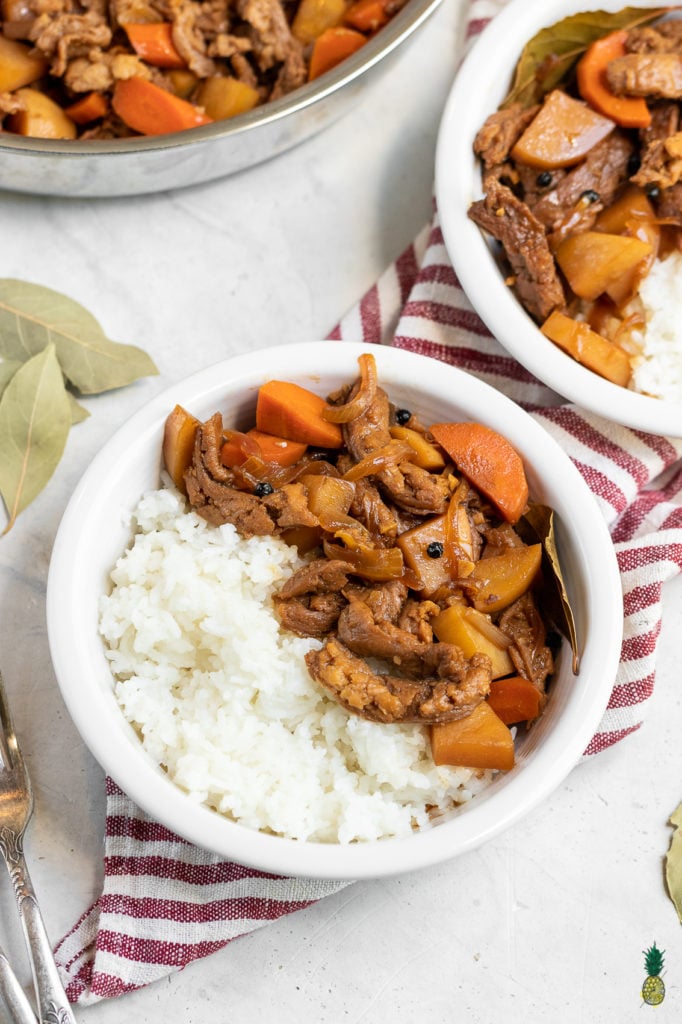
[54, 0, 682, 1005]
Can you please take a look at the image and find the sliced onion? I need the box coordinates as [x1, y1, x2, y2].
[463, 607, 512, 648]
[322, 352, 378, 423]
[221, 429, 263, 465]
[318, 512, 373, 549]
[289, 459, 341, 480]
[302, 475, 354, 519]
[443, 479, 473, 572]
[322, 540, 404, 581]
[231, 454, 340, 491]
[342, 440, 414, 482]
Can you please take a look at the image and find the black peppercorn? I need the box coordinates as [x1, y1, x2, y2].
[645, 183, 660, 201]
[396, 408, 411, 425]
[580, 189, 600, 204]
[254, 481, 274, 497]
[536, 171, 552, 188]
[426, 541, 444, 559]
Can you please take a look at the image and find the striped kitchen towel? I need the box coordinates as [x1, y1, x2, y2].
[54, 0, 682, 1004]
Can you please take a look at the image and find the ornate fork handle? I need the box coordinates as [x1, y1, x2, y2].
[0, 827, 76, 1024]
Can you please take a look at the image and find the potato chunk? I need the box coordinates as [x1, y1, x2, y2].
[511, 89, 615, 169]
[163, 404, 200, 493]
[432, 604, 514, 679]
[5, 88, 77, 140]
[0, 36, 47, 92]
[431, 702, 515, 770]
[470, 544, 542, 614]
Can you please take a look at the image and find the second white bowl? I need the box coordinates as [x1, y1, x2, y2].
[435, 0, 682, 438]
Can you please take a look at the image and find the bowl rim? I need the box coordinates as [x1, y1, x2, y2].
[434, 0, 682, 439]
[0, 0, 442, 158]
[46, 341, 623, 879]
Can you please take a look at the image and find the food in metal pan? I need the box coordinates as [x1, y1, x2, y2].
[0, 0, 409, 140]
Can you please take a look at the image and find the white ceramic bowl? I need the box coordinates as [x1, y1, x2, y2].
[435, 0, 682, 438]
[46, 341, 622, 879]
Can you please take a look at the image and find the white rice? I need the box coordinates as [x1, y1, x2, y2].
[99, 484, 494, 844]
[630, 251, 682, 402]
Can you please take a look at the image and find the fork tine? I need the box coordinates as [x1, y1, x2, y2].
[0, 948, 38, 1024]
[0, 672, 14, 770]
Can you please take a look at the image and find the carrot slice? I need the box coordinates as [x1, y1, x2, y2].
[64, 91, 109, 125]
[541, 310, 632, 387]
[256, 381, 343, 448]
[221, 429, 308, 468]
[112, 77, 212, 135]
[576, 30, 651, 129]
[487, 676, 544, 725]
[344, 0, 390, 33]
[121, 22, 187, 70]
[429, 422, 529, 524]
[308, 27, 367, 81]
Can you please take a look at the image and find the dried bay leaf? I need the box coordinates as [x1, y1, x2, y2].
[67, 394, 90, 424]
[666, 803, 682, 923]
[0, 279, 158, 394]
[2, 358, 87, 423]
[502, 7, 667, 108]
[0, 345, 71, 533]
[0, 359, 21, 399]
[517, 503, 580, 674]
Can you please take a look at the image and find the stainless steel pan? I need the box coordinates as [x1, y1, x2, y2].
[0, 0, 442, 198]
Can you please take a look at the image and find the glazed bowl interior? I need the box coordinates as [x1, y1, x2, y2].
[435, 0, 682, 438]
[0, 0, 441, 197]
[46, 342, 623, 879]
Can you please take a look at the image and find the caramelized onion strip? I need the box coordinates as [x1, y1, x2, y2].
[342, 441, 414, 482]
[317, 512, 374, 549]
[323, 540, 404, 581]
[444, 480, 475, 576]
[322, 352, 378, 423]
[463, 607, 512, 648]
[221, 429, 263, 460]
[231, 455, 340, 491]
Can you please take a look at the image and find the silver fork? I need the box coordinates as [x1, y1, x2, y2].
[0, 672, 77, 1024]
[0, 946, 38, 1024]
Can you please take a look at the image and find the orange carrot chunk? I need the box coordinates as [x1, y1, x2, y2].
[487, 676, 544, 725]
[64, 91, 109, 125]
[540, 310, 632, 387]
[576, 29, 651, 129]
[112, 77, 212, 136]
[121, 22, 187, 70]
[429, 421, 529, 524]
[256, 380, 343, 448]
[431, 702, 515, 771]
[221, 429, 308, 468]
[308, 27, 367, 81]
[344, 0, 391, 33]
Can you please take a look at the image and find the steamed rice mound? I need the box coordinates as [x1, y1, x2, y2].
[99, 485, 494, 844]
[630, 250, 682, 403]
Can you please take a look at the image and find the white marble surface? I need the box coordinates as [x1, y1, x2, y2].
[0, 1, 681, 1021]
